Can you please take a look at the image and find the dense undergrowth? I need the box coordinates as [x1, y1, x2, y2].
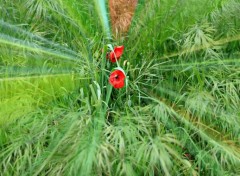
[0, 0, 240, 175]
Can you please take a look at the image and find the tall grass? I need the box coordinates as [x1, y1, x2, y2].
[0, 0, 240, 175]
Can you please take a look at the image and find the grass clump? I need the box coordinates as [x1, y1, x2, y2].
[0, 0, 240, 175]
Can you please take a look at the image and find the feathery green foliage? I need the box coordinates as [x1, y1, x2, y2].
[0, 0, 240, 175]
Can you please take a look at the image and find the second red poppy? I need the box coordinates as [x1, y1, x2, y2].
[107, 46, 124, 63]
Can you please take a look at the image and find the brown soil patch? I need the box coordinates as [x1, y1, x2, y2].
[109, 0, 138, 38]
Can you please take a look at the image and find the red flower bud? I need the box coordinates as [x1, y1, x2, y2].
[109, 69, 126, 89]
[107, 46, 124, 63]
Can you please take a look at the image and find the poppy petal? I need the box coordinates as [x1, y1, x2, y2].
[114, 46, 124, 59]
[107, 45, 124, 63]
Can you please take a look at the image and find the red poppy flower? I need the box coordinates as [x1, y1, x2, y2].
[109, 69, 126, 89]
[107, 46, 124, 63]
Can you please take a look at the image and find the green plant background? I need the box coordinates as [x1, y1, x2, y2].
[0, 0, 240, 175]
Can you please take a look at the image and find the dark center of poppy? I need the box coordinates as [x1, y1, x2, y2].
[114, 74, 119, 80]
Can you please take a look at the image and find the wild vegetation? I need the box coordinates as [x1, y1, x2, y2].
[0, 0, 240, 175]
